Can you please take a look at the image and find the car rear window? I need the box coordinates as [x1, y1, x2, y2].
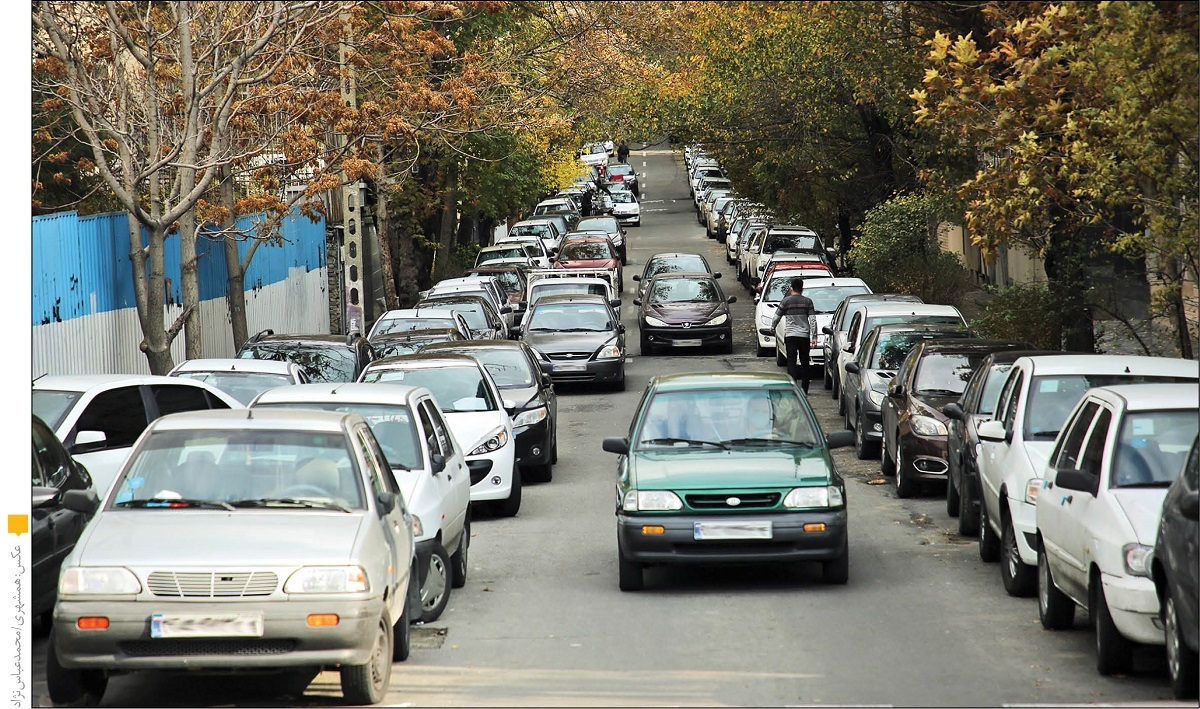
[239, 344, 358, 384]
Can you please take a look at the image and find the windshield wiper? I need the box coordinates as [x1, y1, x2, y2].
[117, 498, 235, 511]
[557, 327, 604, 332]
[230, 498, 351, 513]
[640, 437, 729, 449]
[724, 438, 816, 448]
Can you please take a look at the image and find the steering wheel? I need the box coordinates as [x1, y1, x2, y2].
[277, 484, 330, 498]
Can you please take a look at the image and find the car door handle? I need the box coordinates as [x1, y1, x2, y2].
[1062, 495, 1073, 505]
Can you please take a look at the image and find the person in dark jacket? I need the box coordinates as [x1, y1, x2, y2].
[617, 142, 630, 163]
[580, 189, 593, 217]
[769, 277, 816, 393]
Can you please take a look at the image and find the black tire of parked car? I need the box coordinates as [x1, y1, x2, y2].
[420, 543, 452, 623]
[493, 465, 522, 517]
[957, 477, 980, 536]
[895, 447, 917, 499]
[393, 567, 416, 661]
[1093, 579, 1134, 676]
[881, 439, 897, 477]
[756, 341, 771, 357]
[1001, 516, 1036, 597]
[1165, 591, 1200, 698]
[823, 364, 832, 390]
[979, 499, 1001, 562]
[1038, 542, 1076, 630]
[451, 514, 470, 588]
[640, 334, 655, 357]
[855, 412, 879, 460]
[946, 474, 961, 517]
[340, 614, 392, 705]
[46, 629, 108, 707]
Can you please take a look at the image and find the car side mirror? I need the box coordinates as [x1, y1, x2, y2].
[71, 430, 107, 455]
[1053, 468, 1098, 496]
[430, 453, 447, 475]
[618, 324, 626, 333]
[844, 361, 861, 375]
[538, 361, 553, 374]
[713, 272, 722, 279]
[753, 296, 760, 304]
[501, 305, 513, 314]
[821, 326, 834, 336]
[632, 274, 641, 281]
[31, 486, 60, 509]
[825, 431, 854, 449]
[62, 489, 100, 515]
[941, 403, 965, 421]
[632, 298, 642, 306]
[602, 437, 629, 455]
[502, 399, 517, 413]
[726, 296, 737, 304]
[609, 299, 621, 308]
[888, 385, 905, 399]
[376, 491, 396, 514]
[977, 420, 1008, 444]
[541, 374, 553, 388]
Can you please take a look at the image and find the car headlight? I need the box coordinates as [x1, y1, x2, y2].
[411, 515, 425, 539]
[783, 485, 844, 509]
[596, 344, 622, 359]
[284, 566, 369, 594]
[868, 390, 885, 407]
[703, 314, 728, 326]
[623, 490, 683, 512]
[512, 406, 548, 427]
[644, 316, 668, 327]
[1024, 478, 1044, 504]
[59, 567, 142, 595]
[910, 415, 948, 437]
[1122, 543, 1154, 578]
[469, 427, 510, 456]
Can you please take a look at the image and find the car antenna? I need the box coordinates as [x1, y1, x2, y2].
[32, 371, 49, 383]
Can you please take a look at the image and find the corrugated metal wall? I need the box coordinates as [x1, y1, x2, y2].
[32, 211, 329, 376]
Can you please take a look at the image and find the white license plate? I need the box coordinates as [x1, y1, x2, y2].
[150, 612, 264, 638]
[673, 339, 703, 347]
[553, 363, 587, 372]
[694, 521, 773, 540]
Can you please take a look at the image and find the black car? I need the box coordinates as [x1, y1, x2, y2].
[420, 339, 559, 483]
[940, 350, 1065, 535]
[634, 273, 736, 356]
[236, 329, 375, 383]
[369, 328, 468, 359]
[1153, 435, 1199, 699]
[520, 293, 626, 391]
[31, 415, 95, 625]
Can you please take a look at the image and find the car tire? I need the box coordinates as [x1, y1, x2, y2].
[831, 374, 839, 400]
[837, 389, 846, 416]
[1001, 514, 1036, 597]
[895, 446, 916, 498]
[450, 514, 470, 588]
[823, 365, 832, 390]
[1093, 579, 1134, 676]
[978, 498, 1001, 562]
[720, 339, 734, 355]
[880, 439, 896, 477]
[618, 545, 644, 592]
[1038, 543, 1076, 630]
[393, 567, 416, 661]
[775, 344, 786, 367]
[528, 460, 553, 483]
[419, 542, 452, 623]
[822, 541, 849, 585]
[958, 478, 980, 537]
[756, 342, 771, 357]
[1165, 590, 1199, 698]
[640, 334, 654, 357]
[493, 465, 522, 518]
[46, 629, 107, 707]
[946, 475, 961, 517]
[609, 372, 626, 392]
[551, 435, 558, 464]
[854, 412, 878, 460]
[340, 613, 392, 705]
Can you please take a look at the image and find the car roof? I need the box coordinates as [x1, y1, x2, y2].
[249, 334, 357, 346]
[981, 349, 1068, 365]
[800, 278, 869, 288]
[480, 244, 528, 253]
[149, 407, 355, 434]
[34, 374, 204, 391]
[647, 252, 708, 262]
[844, 293, 922, 303]
[365, 353, 485, 370]
[647, 272, 717, 282]
[861, 303, 962, 317]
[1020, 354, 1200, 378]
[377, 308, 461, 319]
[531, 293, 611, 305]
[370, 328, 462, 341]
[915, 339, 1031, 354]
[531, 276, 610, 286]
[251, 382, 429, 407]
[419, 294, 489, 305]
[871, 322, 969, 336]
[421, 339, 525, 351]
[170, 358, 298, 375]
[651, 371, 796, 392]
[1086, 383, 1200, 411]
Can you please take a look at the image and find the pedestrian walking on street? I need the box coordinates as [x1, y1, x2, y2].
[580, 189, 593, 217]
[770, 277, 815, 393]
[617, 141, 630, 163]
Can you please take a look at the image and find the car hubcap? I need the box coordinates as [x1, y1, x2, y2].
[1006, 529, 1019, 578]
[1166, 597, 1181, 679]
[423, 556, 447, 611]
[1038, 556, 1050, 610]
[371, 622, 388, 689]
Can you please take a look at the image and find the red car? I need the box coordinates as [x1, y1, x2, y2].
[553, 236, 623, 293]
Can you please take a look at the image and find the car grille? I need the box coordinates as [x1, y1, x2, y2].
[546, 352, 591, 361]
[147, 571, 278, 598]
[120, 639, 295, 657]
[685, 493, 781, 510]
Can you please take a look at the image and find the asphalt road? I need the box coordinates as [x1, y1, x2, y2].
[30, 148, 1188, 707]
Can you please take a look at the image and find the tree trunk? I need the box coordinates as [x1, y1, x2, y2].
[836, 206, 854, 274]
[179, 208, 202, 361]
[1043, 234, 1096, 353]
[219, 165, 250, 351]
[141, 224, 175, 374]
[1164, 256, 1195, 359]
[432, 160, 459, 282]
[371, 178, 400, 310]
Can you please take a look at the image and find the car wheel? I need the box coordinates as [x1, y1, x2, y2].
[1093, 579, 1133, 676]
[1000, 514, 1036, 597]
[419, 542, 452, 623]
[493, 465, 522, 517]
[340, 613, 392, 705]
[978, 498, 1001, 562]
[528, 460, 553, 483]
[958, 477, 980, 537]
[609, 372, 626, 392]
[837, 388, 846, 416]
[823, 364, 832, 390]
[618, 545, 644, 592]
[1037, 543, 1076, 630]
[895, 446, 916, 498]
[880, 439, 896, 477]
[450, 514, 470, 588]
[756, 342, 771, 357]
[822, 541, 849, 585]
[775, 343, 786, 367]
[1165, 590, 1200, 698]
[854, 412, 878, 460]
[946, 474, 961, 517]
[831, 373, 839, 400]
[551, 434, 558, 464]
[393, 565, 416, 661]
[46, 629, 107, 707]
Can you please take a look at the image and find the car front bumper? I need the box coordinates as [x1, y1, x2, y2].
[52, 597, 385, 671]
[1009, 497, 1039, 566]
[546, 358, 624, 385]
[641, 325, 732, 350]
[468, 443, 516, 502]
[898, 434, 950, 482]
[514, 419, 553, 467]
[1101, 572, 1165, 645]
[618, 510, 848, 565]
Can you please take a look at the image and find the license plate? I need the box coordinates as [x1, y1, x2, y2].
[673, 339, 703, 347]
[150, 612, 264, 638]
[553, 363, 587, 372]
[694, 521, 773, 540]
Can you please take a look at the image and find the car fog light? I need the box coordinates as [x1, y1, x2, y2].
[532, 446, 541, 457]
[873, 423, 882, 432]
[491, 476, 501, 485]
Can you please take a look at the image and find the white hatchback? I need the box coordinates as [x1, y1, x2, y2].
[762, 278, 871, 364]
[1035, 384, 1199, 676]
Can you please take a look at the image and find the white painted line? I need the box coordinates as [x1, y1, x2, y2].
[640, 199, 664, 203]
[642, 161, 647, 167]
[644, 208, 670, 212]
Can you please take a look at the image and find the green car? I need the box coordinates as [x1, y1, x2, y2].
[602, 372, 854, 591]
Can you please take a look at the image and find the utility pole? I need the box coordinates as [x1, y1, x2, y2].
[338, 8, 364, 335]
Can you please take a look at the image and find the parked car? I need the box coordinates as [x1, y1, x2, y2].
[758, 276, 869, 360]
[609, 190, 642, 227]
[168, 358, 308, 406]
[822, 293, 923, 397]
[574, 215, 627, 265]
[236, 330, 376, 383]
[527, 275, 620, 318]
[32, 374, 241, 499]
[634, 273, 736, 356]
[881, 338, 1030, 498]
[1152, 435, 1199, 698]
[633, 252, 720, 303]
[359, 353, 520, 516]
[46, 408, 416, 707]
[422, 276, 515, 329]
[508, 219, 563, 253]
[416, 293, 509, 340]
[941, 350, 1066, 535]
[552, 236, 623, 292]
[601, 372, 855, 590]
[31, 415, 95, 625]
[606, 162, 639, 195]
[1036, 384, 1199, 677]
[466, 265, 531, 325]
[476, 243, 543, 270]
[420, 339, 559, 483]
[520, 293, 626, 391]
[369, 327, 468, 359]
[975, 355, 1199, 598]
[747, 226, 831, 286]
[251, 383, 470, 624]
[368, 307, 473, 341]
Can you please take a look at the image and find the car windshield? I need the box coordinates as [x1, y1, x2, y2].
[439, 348, 535, 388]
[611, 192, 637, 204]
[577, 217, 618, 233]
[32, 390, 82, 430]
[173, 372, 294, 406]
[526, 304, 615, 332]
[1111, 409, 1199, 488]
[361, 366, 497, 412]
[913, 353, 988, 396]
[421, 300, 488, 330]
[109, 428, 365, 509]
[239, 344, 357, 383]
[978, 363, 1014, 415]
[532, 283, 608, 302]
[486, 271, 522, 293]
[862, 315, 963, 343]
[1025, 373, 1198, 439]
[764, 234, 818, 253]
[373, 335, 455, 359]
[374, 317, 457, 336]
[868, 331, 968, 370]
[763, 277, 796, 303]
[806, 286, 872, 313]
[636, 389, 819, 449]
[254, 403, 423, 471]
[479, 247, 527, 264]
[609, 164, 634, 176]
[647, 257, 707, 278]
[649, 278, 720, 304]
[560, 242, 613, 260]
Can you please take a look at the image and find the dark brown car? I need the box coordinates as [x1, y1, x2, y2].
[881, 339, 1031, 499]
[633, 273, 736, 356]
